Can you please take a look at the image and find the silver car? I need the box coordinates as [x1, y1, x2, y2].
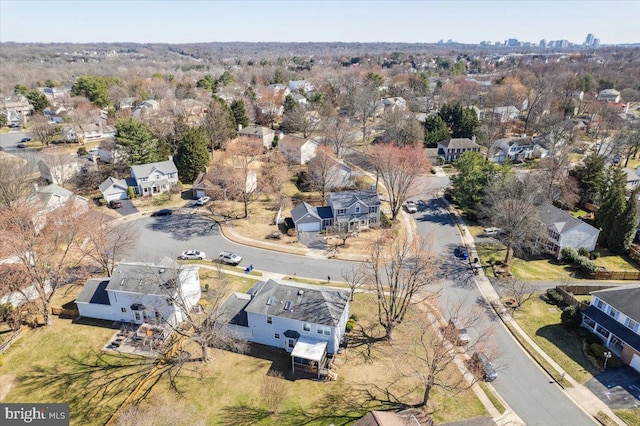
[178, 250, 206, 260]
[218, 251, 242, 265]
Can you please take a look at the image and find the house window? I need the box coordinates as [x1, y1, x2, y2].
[355, 206, 360, 214]
[303, 323, 311, 332]
[625, 318, 638, 332]
[274, 333, 280, 339]
[121, 307, 127, 313]
[134, 312, 141, 321]
[166, 298, 174, 306]
[595, 325, 610, 339]
[369, 206, 377, 213]
[583, 316, 596, 329]
[267, 316, 273, 324]
[608, 307, 618, 319]
[595, 298, 604, 310]
[337, 209, 346, 215]
[317, 325, 331, 336]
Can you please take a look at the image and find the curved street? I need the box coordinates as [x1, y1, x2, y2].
[124, 173, 597, 425]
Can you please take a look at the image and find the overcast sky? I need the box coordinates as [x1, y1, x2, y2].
[1, 0, 638, 45]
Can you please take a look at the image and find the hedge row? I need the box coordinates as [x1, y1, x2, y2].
[561, 247, 598, 274]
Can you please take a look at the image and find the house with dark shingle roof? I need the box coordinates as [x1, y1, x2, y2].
[581, 284, 640, 373]
[130, 158, 178, 196]
[536, 203, 600, 259]
[238, 125, 275, 149]
[437, 137, 482, 162]
[217, 278, 350, 377]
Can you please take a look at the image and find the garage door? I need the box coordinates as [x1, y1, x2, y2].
[631, 353, 640, 374]
[297, 222, 321, 232]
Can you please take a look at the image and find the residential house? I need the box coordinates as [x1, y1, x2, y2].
[0, 261, 52, 310]
[190, 168, 257, 200]
[76, 258, 201, 327]
[116, 97, 137, 110]
[598, 89, 621, 103]
[492, 106, 520, 123]
[40, 87, 70, 102]
[97, 140, 127, 164]
[38, 156, 86, 186]
[130, 158, 179, 196]
[238, 125, 276, 149]
[288, 80, 314, 93]
[29, 183, 88, 213]
[623, 167, 640, 192]
[437, 137, 482, 162]
[266, 83, 291, 97]
[536, 203, 600, 259]
[291, 93, 308, 105]
[290, 190, 381, 233]
[63, 123, 116, 143]
[132, 99, 160, 118]
[307, 156, 353, 191]
[490, 137, 535, 163]
[99, 176, 135, 202]
[1, 96, 33, 127]
[218, 279, 350, 378]
[278, 135, 318, 164]
[581, 285, 640, 373]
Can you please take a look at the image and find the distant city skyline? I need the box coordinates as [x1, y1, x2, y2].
[1, 0, 638, 45]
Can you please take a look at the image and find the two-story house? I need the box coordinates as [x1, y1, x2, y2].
[581, 285, 640, 373]
[218, 279, 350, 378]
[491, 137, 535, 163]
[536, 203, 600, 259]
[130, 158, 179, 196]
[288, 80, 314, 93]
[238, 125, 276, 149]
[278, 135, 318, 165]
[76, 258, 201, 327]
[597, 89, 621, 103]
[290, 190, 381, 233]
[437, 137, 482, 162]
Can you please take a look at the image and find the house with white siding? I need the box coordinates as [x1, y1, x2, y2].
[278, 135, 318, 164]
[76, 258, 201, 327]
[130, 158, 179, 196]
[581, 285, 640, 373]
[218, 279, 350, 378]
[536, 203, 600, 259]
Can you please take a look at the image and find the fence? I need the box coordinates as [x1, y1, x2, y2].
[592, 270, 640, 281]
[558, 284, 622, 296]
[629, 246, 640, 262]
[51, 307, 79, 317]
[0, 327, 23, 354]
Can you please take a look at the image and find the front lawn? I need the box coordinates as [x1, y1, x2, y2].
[512, 296, 599, 385]
[592, 250, 640, 272]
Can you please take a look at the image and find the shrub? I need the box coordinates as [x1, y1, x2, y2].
[561, 305, 582, 329]
[98, 198, 108, 206]
[350, 314, 359, 321]
[545, 288, 564, 305]
[590, 343, 621, 368]
[127, 187, 136, 199]
[77, 147, 88, 156]
[561, 247, 578, 263]
[577, 247, 590, 257]
[590, 251, 601, 260]
[345, 318, 356, 332]
[380, 211, 392, 228]
[583, 331, 604, 346]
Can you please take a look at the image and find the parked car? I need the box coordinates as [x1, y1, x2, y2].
[218, 251, 242, 265]
[178, 250, 206, 260]
[20, 137, 31, 142]
[483, 227, 502, 237]
[469, 351, 497, 382]
[109, 200, 122, 209]
[454, 246, 469, 259]
[151, 209, 172, 217]
[445, 317, 470, 346]
[405, 201, 418, 213]
[196, 196, 211, 206]
[16, 143, 27, 148]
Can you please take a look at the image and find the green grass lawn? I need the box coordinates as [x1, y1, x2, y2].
[613, 408, 640, 426]
[593, 250, 640, 272]
[512, 297, 599, 385]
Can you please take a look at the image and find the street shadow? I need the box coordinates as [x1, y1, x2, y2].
[475, 296, 498, 322]
[414, 198, 456, 228]
[147, 214, 219, 241]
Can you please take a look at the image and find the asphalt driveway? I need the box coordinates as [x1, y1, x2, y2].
[586, 366, 640, 409]
[297, 230, 326, 250]
[114, 200, 138, 216]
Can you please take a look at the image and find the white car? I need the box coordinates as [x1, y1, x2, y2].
[178, 250, 206, 260]
[483, 227, 502, 236]
[218, 251, 242, 265]
[196, 196, 211, 206]
[405, 201, 418, 213]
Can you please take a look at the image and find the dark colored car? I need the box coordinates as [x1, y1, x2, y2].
[454, 246, 469, 259]
[151, 209, 172, 217]
[21, 137, 31, 142]
[16, 143, 27, 148]
[469, 351, 497, 382]
[109, 200, 122, 209]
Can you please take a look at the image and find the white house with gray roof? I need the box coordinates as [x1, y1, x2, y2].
[238, 125, 275, 149]
[218, 279, 350, 377]
[536, 203, 600, 259]
[99, 176, 135, 202]
[76, 258, 201, 327]
[130, 158, 179, 196]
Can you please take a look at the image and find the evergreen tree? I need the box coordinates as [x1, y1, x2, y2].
[115, 117, 160, 165]
[230, 99, 249, 128]
[611, 193, 639, 254]
[438, 103, 480, 139]
[423, 115, 451, 147]
[283, 94, 297, 113]
[571, 153, 606, 202]
[450, 152, 497, 210]
[596, 168, 627, 249]
[25, 90, 49, 112]
[175, 127, 210, 183]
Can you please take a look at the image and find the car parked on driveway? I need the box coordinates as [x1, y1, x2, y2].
[178, 250, 206, 260]
[405, 201, 418, 213]
[20, 137, 31, 142]
[109, 200, 122, 209]
[483, 227, 502, 237]
[16, 143, 27, 148]
[454, 246, 469, 259]
[196, 196, 211, 206]
[218, 251, 242, 265]
[151, 209, 172, 217]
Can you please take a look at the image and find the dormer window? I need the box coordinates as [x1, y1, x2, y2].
[355, 206, 360, 214]
[284, 301, 292, 311]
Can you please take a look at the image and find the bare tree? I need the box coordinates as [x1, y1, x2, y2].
[306, 145, 344, 200]
[322, 115, 354, 159]
[521, 76, 550, 136]
[479, 173, 543, 265]
[79, 219, 140, 277]
[0, 152, 37, 206]
[0, 202, 93, 326]
[499, 278, 536, 310]
[380, 109, 424, 147]
[202, 97, 237, 151]
[341, 264, 367, 301]
[344, 78, 379, 144]
[280, 103, 318, 138]
[369, 144, 431, 220]
[30, 114, 58, 147]
[364, 235, 441, 340]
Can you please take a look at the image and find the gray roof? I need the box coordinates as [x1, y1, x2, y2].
[244, 279, 350, 327]
[239, 125, 274, 137]
[99, 176, 129, 193]
[327, 190, 380, 210]
[583, 305, 640, 352]
[106, 259, 196, 297]
[36, 183, 73, 200]
[76, 279, 111, 305]
[291, 202, 321, 223]
[130, 159, 177, 179]
[590, 284, 640, 323]
[217, 292, 251, 326]
[438, 138, 481, 149]
[537, 203, 599, 235]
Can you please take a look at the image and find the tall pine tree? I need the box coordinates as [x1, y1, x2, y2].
[115, 117, 160, 165]
[230, 99, 249, 128]
[611, 192, 639, 254]
[175, 127, 210, 183]
[596, 168, 627, 249]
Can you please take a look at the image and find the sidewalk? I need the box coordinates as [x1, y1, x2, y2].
[446, 199, 626, 426]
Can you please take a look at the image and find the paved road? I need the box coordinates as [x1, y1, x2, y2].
[411, 175, 595, 426]
[126, 212, 356, 282]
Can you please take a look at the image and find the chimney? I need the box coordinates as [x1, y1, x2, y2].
[33, 183, 39, 192]
[238, 124, 243, 131]
[168, 155, 173, 162]
[472, 135, 476, 143]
